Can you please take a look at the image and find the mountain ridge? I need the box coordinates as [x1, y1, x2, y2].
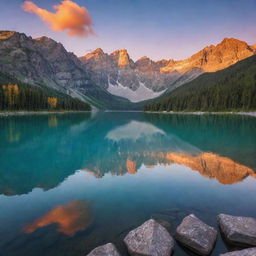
[81, 37, 256, 73]
[80, 37, 255, 103]
[144, 54, 256, 112]
[0, 30, 142, 110]
[0, 30, 255, 108]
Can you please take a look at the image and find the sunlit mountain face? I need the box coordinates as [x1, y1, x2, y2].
[0, 112, 255, 256]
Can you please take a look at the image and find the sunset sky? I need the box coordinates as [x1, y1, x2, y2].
[0, 0, 255, 60]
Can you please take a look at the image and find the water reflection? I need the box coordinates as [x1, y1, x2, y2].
[126, 158, 137, 174]
[23, 200, 92, 236]
[0, 113, 256, 256]
[48, 115, 58, 127]
[155, 152, 256, 184]
[0, 112, 255, 196]
[106, 120, 165, 141]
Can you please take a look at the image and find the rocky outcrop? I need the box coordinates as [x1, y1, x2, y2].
[161, 38, 256, 73]
[218, 214, 256, 247]
[87, 243, 120, 256]
[124, 219, 174, 256]
[135, 56, 167, 74]
[175, 214, 217, 255]
[220, 248, 256, 256]
[111, 49, 134, 67]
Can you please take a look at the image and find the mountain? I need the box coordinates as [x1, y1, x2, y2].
[144, 55, 256, 112]
[0, 31, 141, 110]
[0, 30, 255, 109]
[161, 38, 255, 73]
[80, 38, 255, 103]
[80, 49, 195, 102]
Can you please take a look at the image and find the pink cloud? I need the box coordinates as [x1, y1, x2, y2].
[22, 0, 95, 37]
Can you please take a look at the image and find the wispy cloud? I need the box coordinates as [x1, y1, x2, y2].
[22, 0, 95, 37]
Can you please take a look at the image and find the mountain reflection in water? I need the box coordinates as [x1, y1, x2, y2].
[0, 112, 256, 256]
[155, 152, 255, 184]
[0, 112, 255, 196]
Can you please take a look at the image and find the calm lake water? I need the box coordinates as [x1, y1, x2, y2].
[0, 112, 255, 256]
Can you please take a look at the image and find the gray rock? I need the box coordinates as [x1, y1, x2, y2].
[87, 243, 120, 256]
[220, 247, 256, 256]
[175, 214, 217, 255]
[124, 219, 174, 256]
[218, 214, 256, 246]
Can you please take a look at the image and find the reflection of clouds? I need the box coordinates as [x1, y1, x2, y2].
[106, 121, 165, 141]
[23, 200, 92, 236]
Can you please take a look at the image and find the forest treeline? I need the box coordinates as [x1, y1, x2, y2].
[144, 55, 256, 112]
[0, 72, 91, 111]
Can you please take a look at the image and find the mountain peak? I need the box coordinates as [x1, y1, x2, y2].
[218, 37, 252, 49]
[111, 49, 131, 67]
[81, 48, 106, 61]
[221, 37, 243, 44]
[161, 37, 255, 73]
[93, 48, 104, 54]
[111, 49, 128, 56]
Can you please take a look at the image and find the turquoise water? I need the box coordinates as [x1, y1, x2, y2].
[0, 112, 255, 256]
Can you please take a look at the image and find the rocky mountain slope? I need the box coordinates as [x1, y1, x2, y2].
[144, 54, 256, 111]
[80, 38, 255, 102]
[0, 31, 85, 92]
[161, 38, 255, 73]
[0, 30, 255, 109]
[80, 48, 197, 102]
[0, 31, 140, 110]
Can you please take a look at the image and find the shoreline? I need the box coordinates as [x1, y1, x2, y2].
[144, 111, 256, 117]
[0, 110, 255, 118]
[0, 110, 91, 117]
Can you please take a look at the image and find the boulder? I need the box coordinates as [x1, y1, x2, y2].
[87, 243, 120, 256]
[124, 219, 174, 256]
[175, 214, 217, 255]
[218, 214, 256, 246]
[220, 247, 256, 256]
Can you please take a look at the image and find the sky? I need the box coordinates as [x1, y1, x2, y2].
[0, 0, 255, 61]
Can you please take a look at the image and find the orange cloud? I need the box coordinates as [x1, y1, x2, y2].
[22, 0, 94, 37]
[23, 200, 92, 236]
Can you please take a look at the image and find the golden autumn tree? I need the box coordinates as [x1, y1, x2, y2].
[47, 97, 58, 109]
[2, 83, 20, 107]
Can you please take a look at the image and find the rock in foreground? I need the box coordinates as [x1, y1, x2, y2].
[220, 247, 256, 256]
[87, 243, 120, 256]
[218, 214, 256, 246]
[124, 219, 174, 256]
[175, 214, 217, 255]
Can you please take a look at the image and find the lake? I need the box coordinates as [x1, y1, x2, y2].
[0, 112, 255, 256]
